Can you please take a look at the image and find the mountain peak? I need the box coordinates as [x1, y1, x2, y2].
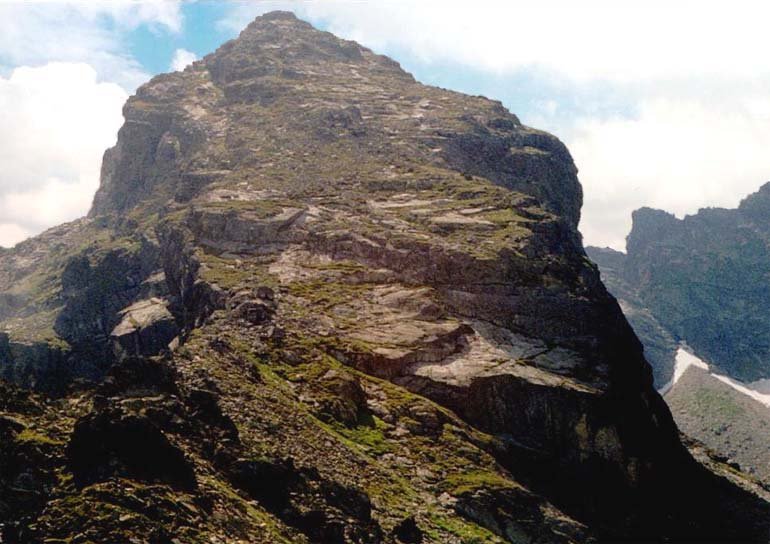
[236, 10, 318, 39]
[739, 180, 770, 221]
[253, 10, 301, 22]
[207, 9, 382, 79]
[626, 207, 679, 254]
[89, 13, 582, 227]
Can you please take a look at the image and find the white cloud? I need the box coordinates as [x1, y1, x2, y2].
[0, 63, 127, 247]
[0, 2, 182, 247]
[0, 1, 182, 90]
[69, 1, 183, 33]
[170, 48, 198, 72]
[0, 223, 33, 248]
[571, 96, 770, 249]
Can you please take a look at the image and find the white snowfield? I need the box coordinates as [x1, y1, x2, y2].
[659, 347, 770, 408]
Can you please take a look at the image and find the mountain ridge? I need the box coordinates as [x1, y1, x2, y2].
[1, 11, 769, 543]
[589, 180, 770, 383]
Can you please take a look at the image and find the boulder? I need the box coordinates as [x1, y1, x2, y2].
[111, 298, 179, 358]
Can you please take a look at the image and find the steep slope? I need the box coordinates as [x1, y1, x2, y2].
[2, 11, 770, 543]
[667, 364, 770, 482]
[585, 247, 677, 388]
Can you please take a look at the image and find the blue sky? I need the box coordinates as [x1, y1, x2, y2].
[126, 2, 231, 74]
[2, 1, 770, 250]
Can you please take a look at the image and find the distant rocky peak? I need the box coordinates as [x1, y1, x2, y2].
[738, 180, 770, 222]
[626, 207, 680, 255]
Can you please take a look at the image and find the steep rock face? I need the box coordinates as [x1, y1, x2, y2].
[588, 182, 770, 488]
[0, 220, 174, 391]
[586, 247, 677, 387]
[2, 11, 770, 543]
[621, 191, 770, 382]
[90, 12, 582, 232]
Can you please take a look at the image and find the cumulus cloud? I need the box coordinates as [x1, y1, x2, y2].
[0, 63, 127, 247]
[0, 1, 182, 90]
[571, 96, 770, 249]
[69, 1, 183, 33]
[170, 48, 198, 72]
[219, 1, 770, 82]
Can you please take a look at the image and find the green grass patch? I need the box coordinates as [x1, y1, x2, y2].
[16, 428, 63, 446]
[426, 512, 502, 543]
[693, 388, 745, 419]
[442, 469, 515, 496]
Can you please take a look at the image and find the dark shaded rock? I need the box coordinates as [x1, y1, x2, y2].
[393, 516, 423, 543]
[0, 383, 59, 543]
[56, 239, 161, 347]
[228, 456, 300, 510]
[440, 129, 582, 229]
[231, 300, 272, 324]
[0, 333, 70, 392]
[587, 246, 677, 387]
[453, 487, 589, 544]
[256, 285, 274, 301]
[97, 356, 178, 397]
[184, 387, 239, 445]
[66, 408, 196, 491]
[0, 414, 26, 436]
[158, 224, 227, 332]
[228, 456, 382, 543]
[316, 369, 369, 426]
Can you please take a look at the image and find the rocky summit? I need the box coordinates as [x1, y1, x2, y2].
[2, 12, 770, 543]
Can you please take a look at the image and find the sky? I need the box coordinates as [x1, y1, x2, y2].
[2, 1, 770, 251]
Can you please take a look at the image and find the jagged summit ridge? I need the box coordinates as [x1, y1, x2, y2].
[207, 9, 411, 84]
[89, 11, 581, 228]
[589, 179, 770, 489]
[594, 181, 770, 382]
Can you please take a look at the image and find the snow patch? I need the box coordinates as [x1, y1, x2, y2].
[658, 347, 708, 395]
[660, 346, 770, 408]
[710, 374, 770, 408]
